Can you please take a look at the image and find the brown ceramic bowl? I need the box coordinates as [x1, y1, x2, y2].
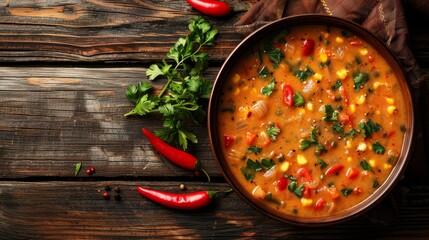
[208, 15, 414, 225]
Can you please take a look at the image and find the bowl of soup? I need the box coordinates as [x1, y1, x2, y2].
[208, 15, 414, 225]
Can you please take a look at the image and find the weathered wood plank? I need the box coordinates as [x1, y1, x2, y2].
[0, 181, 428, 239]
[0, 66, 221, 178]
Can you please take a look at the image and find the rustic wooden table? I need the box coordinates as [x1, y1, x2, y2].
[1, 1, 428, 238]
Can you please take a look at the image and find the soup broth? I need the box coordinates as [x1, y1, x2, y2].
[217, 26, 408, 217]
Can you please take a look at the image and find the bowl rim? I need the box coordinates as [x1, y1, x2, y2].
[208, 14, 415, 225]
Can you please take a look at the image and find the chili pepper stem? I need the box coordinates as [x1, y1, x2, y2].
[200, 168, 211, 182]
[207, 188, 233, 199]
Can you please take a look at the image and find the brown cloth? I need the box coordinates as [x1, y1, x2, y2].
[235, 0, 429, 225]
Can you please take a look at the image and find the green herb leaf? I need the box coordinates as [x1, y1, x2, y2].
[265, 49, 284, 69]
[74, 163, 82, 176]
[265, 192, 281, 205]
[333, 122, 344, 133]
[310, 127, 318, 143]
[246, 159, 263, 172]
[261, 78, 276, 96]
[299, 139, 313, 150]
[320, 60, 331, 67]
[288, 181, 304, 198]
[331, 79, 342, 91]
[323, 105, 338, 121]
[258, 66, 270, 78]
[359, 119, 382, 138]
[360, 160, 373, 172]
[247, 146, 262, 155]
[267, 125, 280, 141]
[293, 66, 314, 82]
[341, 188, 353, 197]
[353, 72, 370, 91]
[317, 158, 328, 170]
[315, 143, 327, 156]
[293, 92, 305, 107]
[343, 129, 357, 137]
[241, 168, 255, 181]
[261, 158, 276, 169]
[373, 179, 380, 188]
[372, 141, 386, 154]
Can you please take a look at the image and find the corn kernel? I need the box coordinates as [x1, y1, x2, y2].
[335, 37, 344, 43]
[232, 74, 240, 84]
[319, 53, 328, 63]
[387, 106, 397, 114]
[242, 85, 249, 91]
[386, 98, 395, 105]
[347, 157, 353, 162]
[252, 88, 258, 94]
[369, 159, 376, 168]
[336, 69, 348, 80]
[324, 32, 330, 38]
[297, 154, 307, 165]
[376, 110, 381, 115]
[359, 48, 368, 56]
[280, 161, 290, 172]
[233, 88, 240, 95]
[298, 108, 306, 114]
[357, 142, 367, 152]
[314, 72, 323, 80]
[384, 163, 392, 170]
[306, 102, 314, 111]
[349, 104, 356, 114]
[346, 140, 352, 149]
[373, 82, 383, 89]
[301, 198, 313, 207]
[356, 95, 366, 105]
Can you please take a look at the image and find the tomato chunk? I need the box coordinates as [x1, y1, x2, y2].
[302, 186, 311, 198]
[345, 167, 359, 180]
[246, 131, 257, 145]
[314, 198, 326, 210]
[223, 134, 235, 149]
[302, 38, 315, 56]
[325, 164, 344, 177]
[350, 40, 363, 46]
[277, 176, 288, 191]
[281, 83, 294, 107]
[327, 187, 340, 199]
[297, 167, 312, 182]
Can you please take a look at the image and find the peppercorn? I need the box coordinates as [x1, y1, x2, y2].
[114, 187, 121, 193]
[89, 166, 95, 173]
[86, 169, 92, 175]
[102, 192, 110, 200]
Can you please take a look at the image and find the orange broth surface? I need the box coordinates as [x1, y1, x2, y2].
[217, 26, 408, 217]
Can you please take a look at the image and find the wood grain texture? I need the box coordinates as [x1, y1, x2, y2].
[0, 66, 221, 178]
[0, 0, 250, 62]
[0, 181, 428, 239]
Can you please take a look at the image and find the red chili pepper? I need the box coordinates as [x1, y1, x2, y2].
[142, 128, 210, 181]
[302, 38, 315, 56]
[314, 198, 326, 210]
[277, 176, 288, 191]
[302, 186, 311, 198]
[350, 40, 363, 46]
[345, 167, 359, 180]
[186, 0, 231, 17]
[137, 186, 232, 210]
[325, 164, 344, 177]
[281, 83, 294, 107]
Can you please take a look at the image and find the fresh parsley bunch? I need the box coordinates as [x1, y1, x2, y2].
[124, 17, 217, 150]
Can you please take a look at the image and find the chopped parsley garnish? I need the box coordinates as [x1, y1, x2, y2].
[241, 168, 255, 181]
[267, 125, 281, 141]
[261, 78, 276, 96]
[353, 72, 370, 91]
[359, 119, 382, 138]
[265, 192, 281, 206]
[293, 66, 314, 82]
[315, 144, 327, 156]
[299, 139, 313, 150]
[288, 181, 305, 198]
[342, 129, 357, 138]
[266, 49, 285, 69]
[341, 188, 353, 197]
[261, 158, 276, 169]
[317, 158, 328, 170]
[400, 124, 406, 132]
[74, 163, 82, 176]
[355, 56, 362, 64]
[293, 92, 305, 107]
[323, 104, 338, 121]
[373, 179, 380, 188]
[360, 160, 373, 172]
[372, 141, 386, 154]
[310, 127, 318, 143]
[246, 158, 263, 172]
[320, 60, 331, 67]
[247, 146, 262, 155]
[333, 122, 344, 133]
[331, 79, 342, 90]
[258, 66, 270, 78]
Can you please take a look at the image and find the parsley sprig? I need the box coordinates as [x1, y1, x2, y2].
[124, 17, 217, 150]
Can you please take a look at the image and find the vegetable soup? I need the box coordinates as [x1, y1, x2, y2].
[217, 25, 408, 218]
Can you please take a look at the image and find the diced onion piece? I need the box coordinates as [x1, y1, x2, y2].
[336, 47, 345, 59]
[264, 166, 276, 177]
[232, 74, 240, 84]
[250, 100, 268, 118]
[260, 131, 270, 146]
[252, 186, 267, 199]
[357, 142, 367, 152]
[284, 43, 295, 53]
[228, 149, 242, 162]
[303, 80, 315, 93]
[236, 119, 248, 131]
